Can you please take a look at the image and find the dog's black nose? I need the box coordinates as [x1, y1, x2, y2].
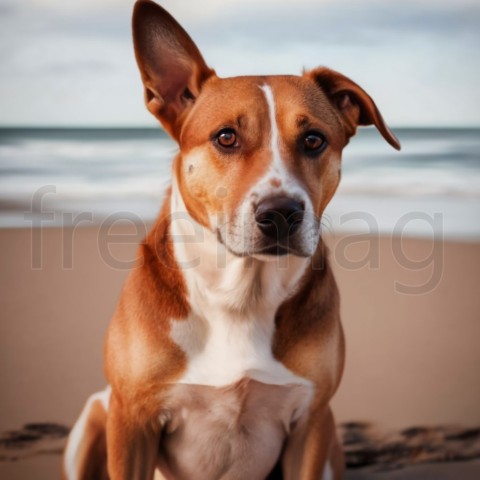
[255, 197, 305, 239]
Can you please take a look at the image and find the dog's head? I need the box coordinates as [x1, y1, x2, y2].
[133, 0, 400, 258]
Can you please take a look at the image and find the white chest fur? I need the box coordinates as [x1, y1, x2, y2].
[171, 307, 308, 387]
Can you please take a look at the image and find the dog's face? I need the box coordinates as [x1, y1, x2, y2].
[177, 75, 347, 258]
[133, 0, 400, 258]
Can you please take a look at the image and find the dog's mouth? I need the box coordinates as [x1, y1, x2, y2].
[216, 228, 311, 258]
[255, 244, 290, 256]
[253, 242, 314, 257]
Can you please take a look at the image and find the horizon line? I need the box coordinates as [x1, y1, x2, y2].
[1, 125, 480, 131]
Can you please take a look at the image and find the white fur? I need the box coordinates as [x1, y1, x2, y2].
[170, 180, 311, 399]
[64, 387, 110, 480]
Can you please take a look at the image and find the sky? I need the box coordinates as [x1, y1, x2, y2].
[0, 0, 479, 127]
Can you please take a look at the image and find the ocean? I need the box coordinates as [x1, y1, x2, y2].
[0, 127, 479, 239]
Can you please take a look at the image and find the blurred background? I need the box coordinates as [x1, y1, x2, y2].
[0, 0, 479, 478]
[1, 0, 480, 233]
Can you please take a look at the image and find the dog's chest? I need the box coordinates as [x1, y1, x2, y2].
[158, 308, 313, 479]
[158, 378, 311, 480]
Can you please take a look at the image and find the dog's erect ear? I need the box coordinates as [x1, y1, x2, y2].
[132, 0, 215, 139]
[306, 67, 401, 150]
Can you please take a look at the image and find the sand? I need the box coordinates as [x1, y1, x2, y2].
[1, 224, 479, 478]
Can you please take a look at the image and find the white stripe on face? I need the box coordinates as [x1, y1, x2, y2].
[259, 84, 283, 173]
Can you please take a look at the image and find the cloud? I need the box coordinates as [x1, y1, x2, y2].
[0, 0, 479, 126]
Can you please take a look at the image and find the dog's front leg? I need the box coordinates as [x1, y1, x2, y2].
[282, 406, 344, 480]
[106, 392, 159, 480]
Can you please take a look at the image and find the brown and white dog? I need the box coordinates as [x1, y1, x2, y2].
[62, 1, 400, 479]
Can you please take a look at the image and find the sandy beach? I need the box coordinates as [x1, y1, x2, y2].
[1, 225, 480, 478]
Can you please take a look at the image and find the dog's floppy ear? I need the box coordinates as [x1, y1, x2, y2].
[306, 67, 401, 150]
[132, 0, 215, 139]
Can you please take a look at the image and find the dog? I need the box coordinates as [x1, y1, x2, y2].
[62, 1, 400, 479]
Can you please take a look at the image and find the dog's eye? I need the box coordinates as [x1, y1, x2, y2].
[304, 132, 327, 154]
[215, 128, 238, 148]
